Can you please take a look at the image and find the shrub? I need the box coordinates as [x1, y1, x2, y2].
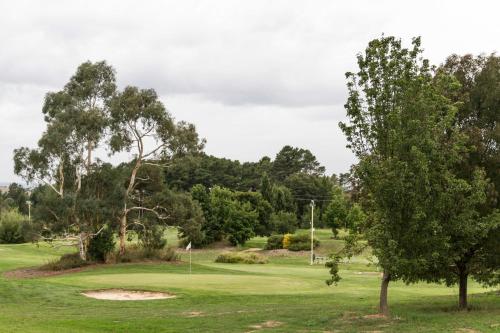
[19, 220, 40, 243]
[138, 225, 167, 251]
[115, 245, 179, 263]
[0, 219, 24, 244]
[287, 233, 320, 251]
[0, 210, 27, 244]
[282, 233, 292, 249]
[88, 227, 115, 262]
[40, 253, 90, 271]
[270, 211, 298, 234]
[179, 204, 206, 248]
[215, 251, 268, 264]
[265, 234, 284, 250]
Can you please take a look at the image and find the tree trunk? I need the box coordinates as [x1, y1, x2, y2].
[379, 270, 391, 316]
[87, 140, 93, 172]
[78, 232, 86, 261]
[459, 271, 468, 310]
[119, 213, 127, 255]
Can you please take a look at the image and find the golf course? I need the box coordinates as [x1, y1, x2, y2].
[1, 229, 498, 333]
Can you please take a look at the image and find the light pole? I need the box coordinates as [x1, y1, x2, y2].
[310, 199, 315, 265]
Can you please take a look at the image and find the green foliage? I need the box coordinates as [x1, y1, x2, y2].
[325, 255, 342, 286]
[87, 227, 116, 262]
[115, 245, 179, 263]
[340, 36, 454, 282]
[265, 234, 284, 250]
[224, 201, 257, 246]
[324, 186, 349, 237]
[435, 54, 500, 297]
[234, 191, 272, 236]
[284, 173, 334, 226]
[346, 203, 366, 234]
[269, 211, 298, 234]
[270, 185, 296, 213]
[0, 210, 28, 244]
[271, 145, 325, 181]
[260, 173, 272, 202]
[138, 225, 167, 251]
[40, 253, 90, 271]
[287, 233, 320, 251]
[215, 251, 268, 264]
[6, 183, 29, 214]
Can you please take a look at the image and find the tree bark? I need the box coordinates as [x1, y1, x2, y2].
[458, 271, 468, 310]
[119, 154, 142, 255]
[78, 232, 86, 261]
[58, 162, 64, 197]
[87, 140, 93, 172]
[119, 213, 127, 255]
[379, 270, 391, 316]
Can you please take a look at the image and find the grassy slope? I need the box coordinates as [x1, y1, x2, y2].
[0, 230, 498, 333]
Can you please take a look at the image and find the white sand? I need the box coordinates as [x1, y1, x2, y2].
[81, 289, 175, 301]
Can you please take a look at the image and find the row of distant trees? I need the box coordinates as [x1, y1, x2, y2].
[327, 36, 499, 313]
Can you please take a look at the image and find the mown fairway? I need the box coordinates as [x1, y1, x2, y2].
[0, 230, 498, 333]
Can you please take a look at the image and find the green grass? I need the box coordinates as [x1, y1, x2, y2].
[0, 229, 498, 332]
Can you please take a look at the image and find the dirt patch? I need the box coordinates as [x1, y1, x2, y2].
[4, 261, 181, 279]
[363, 314, 387, 320]
[82, 289, 175, 301]
[3, 265, 99, 279]
[248, 320, 283, 331]
[342, 311, 359, 320]
[354, 271, 383, 276]
[455, 329, 480, 333]
[265, 249, 308, 257]
[183, 311, 205, 317]
[242, 248, 263, 252]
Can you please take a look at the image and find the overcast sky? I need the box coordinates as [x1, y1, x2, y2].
[1, 0, 499, 183]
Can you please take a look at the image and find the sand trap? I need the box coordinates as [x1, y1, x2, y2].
[82, 289, 175, 301]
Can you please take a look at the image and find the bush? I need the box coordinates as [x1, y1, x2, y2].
[40, 253, 90, 271]
[287, 233, 320, 251]
[88, 227, 115, 262]
[270, 211, 298, 234]
[215, 251, 268, 264]
[0, 219, 24, 244]
[265, 234, 284, 250]
[115, 245, 179, 263]
[138, 225, 167, 251]
[0, 210, 29, 244]
[282, 233, 292, 249]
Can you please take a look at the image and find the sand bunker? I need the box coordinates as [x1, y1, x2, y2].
[82, 289, 175, 301]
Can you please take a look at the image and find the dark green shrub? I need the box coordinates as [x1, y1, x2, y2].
[270, 212, 298, 234]
[265, 234, 284, 250]
[139, 225, 167, 251]
[40, 253, 90, 271]
[0, 210, 27, 244]
[115, 245, 179, 263]
[287, 233, 320, 251]
[19, 220, 40, 243]
[88, 227, 115, 262]
[0, 219, 24, 244]
[215, 252, 268, 264]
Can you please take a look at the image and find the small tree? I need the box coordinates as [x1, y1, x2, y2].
[324, 185, 349, 237]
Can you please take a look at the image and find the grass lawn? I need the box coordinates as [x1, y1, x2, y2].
[0, 229, 498, 332]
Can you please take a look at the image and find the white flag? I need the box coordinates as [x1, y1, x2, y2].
[186, 242, 192, 250]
